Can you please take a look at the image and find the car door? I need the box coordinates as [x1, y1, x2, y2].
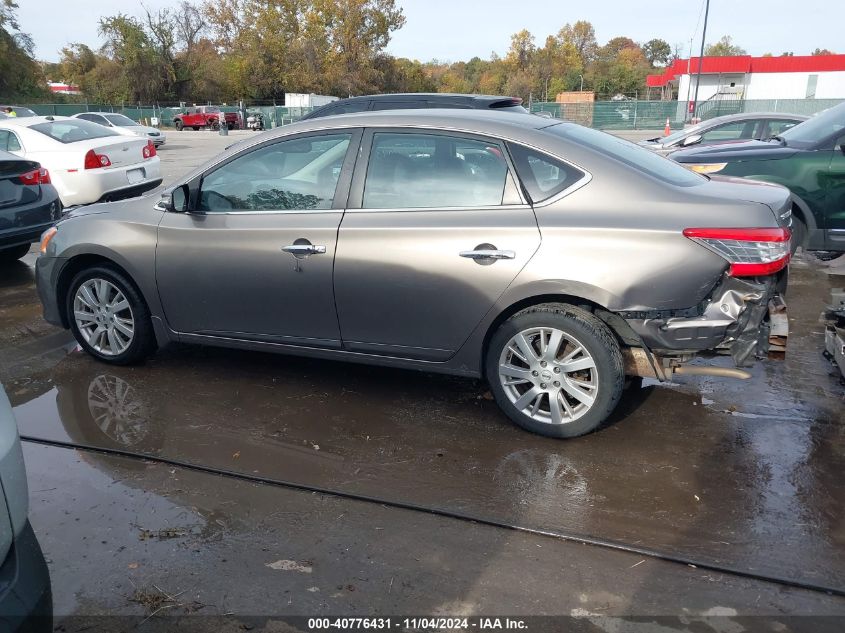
[156, 129, 361, 347]
[333, 129, 541, 361]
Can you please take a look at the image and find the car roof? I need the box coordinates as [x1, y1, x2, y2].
[337, 93, 520, 103]
[700, 112, 809, 126]
[272, 108, 554, 138]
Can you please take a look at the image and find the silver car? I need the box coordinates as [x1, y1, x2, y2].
[35, 110, 792, 438]
[638, 112, 807, 156]
[0, 387, 52, 626]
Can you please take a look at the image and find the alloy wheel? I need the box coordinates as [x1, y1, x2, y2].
[73, 278, 135, 356]
[498, 327, 599, 425]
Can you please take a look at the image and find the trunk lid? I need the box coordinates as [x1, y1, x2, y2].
[87, 136, 150, 168]
[0, 156, 41, 211]
[705, 175, 792, 227]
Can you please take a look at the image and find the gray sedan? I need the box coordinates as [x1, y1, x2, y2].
[35, 110, 792, 438]
[639, 112, 807, 156]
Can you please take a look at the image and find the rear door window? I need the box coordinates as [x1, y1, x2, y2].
[507, 143, 585, 203]
[362, 132, 509, 208]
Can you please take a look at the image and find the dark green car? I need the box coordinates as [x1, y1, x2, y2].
[672, 101, 845, 252]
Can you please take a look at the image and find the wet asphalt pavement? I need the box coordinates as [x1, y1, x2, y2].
[1, 134, 844, 628]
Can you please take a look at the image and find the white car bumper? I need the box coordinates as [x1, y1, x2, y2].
[52, 157, 162, 206]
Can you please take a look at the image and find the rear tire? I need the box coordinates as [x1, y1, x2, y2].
[174, 120, 184, 131]
[0, 244, 30, 262]
[66, 265, 156, 366]
[486, 303, 624, 438]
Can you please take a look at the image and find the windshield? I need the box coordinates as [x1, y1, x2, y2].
[779, 102, 845, 148]
[103, 113, 138, 127]
[30, 119, 121, 144]
[548, 123, 705, 187]
[205, 106, 221, 113]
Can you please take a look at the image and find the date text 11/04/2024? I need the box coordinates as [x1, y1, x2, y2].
[307, 618, 528, 630]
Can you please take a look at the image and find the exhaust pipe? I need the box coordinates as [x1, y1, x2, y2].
[623, 348, 751, 380]
[672, 366, 751, 380]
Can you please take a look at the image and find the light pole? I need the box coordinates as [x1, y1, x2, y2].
[692, 0, 710, 122]
[578, 74, 584, 92]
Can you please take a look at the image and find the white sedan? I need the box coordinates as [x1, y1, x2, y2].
[71, 112, 166, 147]
[0, 116, 161, 207]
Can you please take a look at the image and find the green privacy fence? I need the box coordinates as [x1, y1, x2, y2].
[530, 98, 844, 130]
[22, 98, 844, 131]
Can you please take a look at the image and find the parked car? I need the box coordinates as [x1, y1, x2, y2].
[0, 117, 161, 207]
[301, 93, 527, 120]
[35, 110, 792, 438]
[71, 112, 166, 147]
[0, 150, 62, 263]
[672, 101, 845, 253]
[639, 112, 807, 156]
[173, 106, 239, 131]
[0, 106, 38, 118]
[0, 386, 53, 630]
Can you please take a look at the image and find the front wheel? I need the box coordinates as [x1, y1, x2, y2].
[210, 121, 220, 131]
[67, 266, 156, 365]
[486, 303, 624, 438]
[174, 120, 184, 131]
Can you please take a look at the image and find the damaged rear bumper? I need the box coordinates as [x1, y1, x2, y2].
[624, 274, 783, 368]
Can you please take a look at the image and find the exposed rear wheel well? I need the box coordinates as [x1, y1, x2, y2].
[56, 255, 146, 328]
[481, 295, 612, 378]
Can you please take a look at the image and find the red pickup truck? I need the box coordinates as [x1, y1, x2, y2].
[173, 106, 240, 131]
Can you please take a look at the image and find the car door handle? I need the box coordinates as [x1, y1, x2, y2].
[282, 244, 326, 256]
[459, 249, 515, 260]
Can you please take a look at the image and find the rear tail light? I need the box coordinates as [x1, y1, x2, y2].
[84, 150, 111, 169]
[18, 167, 51, 185]
[142, 140, 156, 159]
[683, 227, 791, 277]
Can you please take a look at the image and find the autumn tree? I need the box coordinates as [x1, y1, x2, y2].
[0, 0, 47, 99]
[643, 38, 672, 66]
[704, 35, 747, 57]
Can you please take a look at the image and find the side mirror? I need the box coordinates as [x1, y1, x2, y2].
[681, 134, 703, 147]
[155, 185, 189, 213]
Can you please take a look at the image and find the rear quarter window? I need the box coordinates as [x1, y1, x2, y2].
[547, 123, 704, 187]
[507, 143, 586, 203]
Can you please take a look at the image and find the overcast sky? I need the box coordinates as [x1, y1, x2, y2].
[18, 0, 843, 63]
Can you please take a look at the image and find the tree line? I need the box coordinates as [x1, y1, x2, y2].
[0, 0, 837, 105]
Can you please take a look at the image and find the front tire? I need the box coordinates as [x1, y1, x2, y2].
[486, 303, 624, 438]
[174, 120, 184, 131]
[0, 244, 30, 262]
[66, 265, 156, 365]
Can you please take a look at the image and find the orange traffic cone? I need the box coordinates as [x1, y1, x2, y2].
[664, 118, 671, 136]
